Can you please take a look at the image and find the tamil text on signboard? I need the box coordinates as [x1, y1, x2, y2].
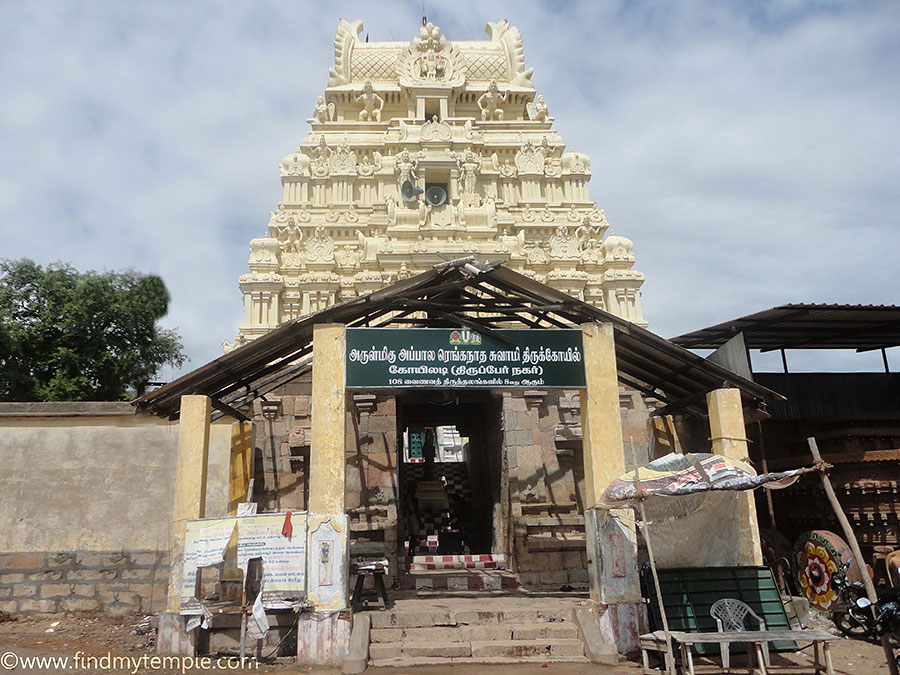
[345, 328, 586, 388]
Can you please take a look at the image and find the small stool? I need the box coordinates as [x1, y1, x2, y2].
[350, 559, 390, 609]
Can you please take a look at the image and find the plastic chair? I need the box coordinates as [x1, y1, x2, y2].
[709, 598, 769, 670]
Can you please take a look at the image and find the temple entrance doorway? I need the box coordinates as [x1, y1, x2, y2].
[397, 390, 502, 576]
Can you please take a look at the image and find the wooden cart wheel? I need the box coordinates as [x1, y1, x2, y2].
[793, 530, 858, 614]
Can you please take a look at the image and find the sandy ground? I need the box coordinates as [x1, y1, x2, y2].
[0, 612, 894, 674]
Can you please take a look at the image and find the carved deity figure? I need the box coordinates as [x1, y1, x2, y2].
[313, 136, 331, 159]
[355, 80, 383, 122]
[484, 193, 497, 222]
[395, 148, 419, 186]
[283, 226, 303, 253]
[421, 49, 443, 80]
[310, 136, 332, 177]
[414, 23, 448, 80]
[575, 214, 601, 246]
[385, 195, 397, 223]
[312, 95, 334, 123]
[478, 80, 507, 121]
[454, 148, 480, 195]
[526, 94, 549, 122]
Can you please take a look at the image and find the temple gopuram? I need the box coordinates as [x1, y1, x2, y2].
[227, 18, 646, 350]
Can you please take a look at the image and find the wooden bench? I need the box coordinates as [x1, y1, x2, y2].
[639, 628, 837, 675]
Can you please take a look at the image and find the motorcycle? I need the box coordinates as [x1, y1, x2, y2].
[855, 592, 900, 668]
[830, 561, 877, 638]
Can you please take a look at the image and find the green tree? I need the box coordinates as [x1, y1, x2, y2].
[0, 259, 186, 401]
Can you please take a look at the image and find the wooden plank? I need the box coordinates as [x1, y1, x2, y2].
[668, 629, 835, 643]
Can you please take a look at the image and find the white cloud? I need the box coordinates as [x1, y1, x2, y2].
[1, 1, 898, 378]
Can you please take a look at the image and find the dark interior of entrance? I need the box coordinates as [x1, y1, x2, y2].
[397, 391, 501, 568]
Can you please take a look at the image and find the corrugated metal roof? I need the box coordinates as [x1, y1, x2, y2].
[133, 260, 782, 420]
[671, 303, 900, 351]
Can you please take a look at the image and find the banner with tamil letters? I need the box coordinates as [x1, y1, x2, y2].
[181, 512, 307, 610]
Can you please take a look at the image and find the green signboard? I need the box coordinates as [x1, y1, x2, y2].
[346, 328, 585, 389]
[408, 427, 425, 460]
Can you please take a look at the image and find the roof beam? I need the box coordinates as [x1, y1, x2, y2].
[209, 397, 250, 422]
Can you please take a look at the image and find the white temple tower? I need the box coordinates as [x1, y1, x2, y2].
[229, 18, 646, 349]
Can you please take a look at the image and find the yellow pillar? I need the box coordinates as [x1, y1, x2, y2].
[165, 395, 212, 613]
[226, 421, 253, 516]
[580, 321, 626, 506]
[707, 388, 764, 565]
[221, 422, 252, 601]
[581, 322, 640, 607]
[309, 324, 347, 514]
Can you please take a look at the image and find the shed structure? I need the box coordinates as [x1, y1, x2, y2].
[674, 304, 900, 584]
[136, 259, 781, 663]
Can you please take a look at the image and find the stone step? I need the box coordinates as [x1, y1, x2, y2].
[369, 605, 575, 629]
[510, 622, 579, 640]
[371, 638, 585, 662]
[470, 638, 585, 659]
[370, 621, 578, 643]
[370, 655, 590, 668]
[402, 641, 472, 658]
[398, 568, 519, 591]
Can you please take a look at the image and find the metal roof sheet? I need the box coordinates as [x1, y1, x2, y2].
[671, 303, 900, 351]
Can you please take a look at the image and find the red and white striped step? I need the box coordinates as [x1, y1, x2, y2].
[410, 554, 507, 571]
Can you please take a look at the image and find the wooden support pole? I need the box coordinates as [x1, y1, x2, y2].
[634, 466, 676, 675]
[638, 500, 677, 675]
[756, 421, 777, 530]
[807, 437, 898, 675]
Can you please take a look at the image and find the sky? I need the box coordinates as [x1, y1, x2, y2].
[2, 1, 898, 379]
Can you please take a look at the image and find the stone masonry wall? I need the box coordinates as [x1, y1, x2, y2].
[504, 387, 653, 589]
[251, 379, 312, 512]
[249, 386, 400, 588]
[346, 394, 399, 589]
[504, 390, 587, 589]
[245, 382, 654, 593]
[0, 551, 168, 617]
